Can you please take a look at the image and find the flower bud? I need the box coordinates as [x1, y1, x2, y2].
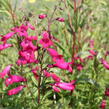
[39, 14, 47, 19]
[56, 17, 65, 22]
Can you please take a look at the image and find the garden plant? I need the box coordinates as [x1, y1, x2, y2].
[0, 0, 109, 109]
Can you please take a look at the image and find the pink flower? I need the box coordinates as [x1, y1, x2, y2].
[0, 65, 12, 79]
[27, 22, 35, 30]
[52, 80, 76, 92]
[47, 48, 59, 57]
[38, 14, 47, 19]
[1, 32, 15, 42]
[39, 34, 53, 48]
[53, 60, 73, 72]
[0, 43, 12, 51]
[76, 64, 83, 71]
[19, 50, 36, 63]
[20, 24, 28, 32]
[70, 80, 76, 84]
[43, 70, 51, 78]
[55, 82, 75, 91]
[17, 57, 27, 65]
[56, 17, 65, 22]
[26, 36, 38, 41]
[21, 39, 37, 51]
[101, 59, 109, 70]
[100, 100, 106, 109]
[5, 75, 27, 86]
[89, 49, 97, 56]
[105, 88, 109, 96]
[52, 86, 61, 92]
[42, 31, 49, 37]
[86, 55, 94, 60]
[12, 24, 28, 37]
[8, 85, 26, 96]
[50, 73, 61, 82]
[32, 68, 39, 80]
[19, 31, 28, 37]
[47, 48, 65, 62]
[47, 47, 72, 72]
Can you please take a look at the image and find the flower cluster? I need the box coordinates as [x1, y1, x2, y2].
[0, 65, 26, 95]
[0, 17, 76, 97]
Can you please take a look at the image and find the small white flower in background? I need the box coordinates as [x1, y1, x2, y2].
[28, 0, 36, 3]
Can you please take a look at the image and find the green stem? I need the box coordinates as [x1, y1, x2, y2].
[37, 49, 46, 104]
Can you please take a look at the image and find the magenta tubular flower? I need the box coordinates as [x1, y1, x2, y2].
[44, 70, 51, 78]
[0, 65, 12, 79]
[19, 31, 28, 37]
[50, 73, 61, 82]
[86, 55, 94, 60]
[38, 14, 47, 19]
[8, 85, 26, 96]
[41, 31, 49, 37]
[19, 50, 36, 63]
[53, 60, 73, 72]
[105, 88, 109, 96]
[26, 36, 38, 41]
[1, 32, 15, 42]
[100, 100, 106, 109]
[76, 64, 83, 71]
[54, 81, 75, 91]
[0, 43, 12, 51]
[47, 47, 65, 62]
[47, 48, 59, 57]
[19, 24, 28, 32]
[56, 17, 65, 22]
[19, 50, 32, 60]
[27, 22, 35, 30]
[56, 83, 75, 91]
[70, 80, 76, 84]
[39, 35, 53, 48]
[52, 86, 61, 92]
[21, 39, 37, 51]
[53, 55, 64, 62]
[101, 59, 109, 70]
[89, 49, 97, 56]
[12, 24, 28, 37]
[5, 75, 27, 86]
[32, 68, 39, 80]
[53, 60, 66, 69]
[17, 57, 27, 65]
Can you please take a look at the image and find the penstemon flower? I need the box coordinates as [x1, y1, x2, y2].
[50, 73, 61, 82]
[56, 17, 65, 22]
[39, 32, 53, 48]
[100, 100, 106, 109]
[101, 59, 109, 70]
[0, 65, 12, 79]
[105, 88, 109, 96]
[5, 75, 27, 86]
[51, 80, 75, 92]
[1, 32, 15, 43]
[38, 14, 47, 19]
[7, 85, 26, 96]
[0, 43, 13, 51]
